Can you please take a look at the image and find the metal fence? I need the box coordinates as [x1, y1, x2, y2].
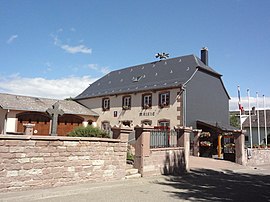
[150, 129, 178, 148]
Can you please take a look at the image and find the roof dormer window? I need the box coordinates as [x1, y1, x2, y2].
[132, 76, 142, 82]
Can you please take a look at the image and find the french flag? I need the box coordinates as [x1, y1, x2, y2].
[238, 86, 244, 112]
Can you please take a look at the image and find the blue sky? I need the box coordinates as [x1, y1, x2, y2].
[1, 0, 270, 110]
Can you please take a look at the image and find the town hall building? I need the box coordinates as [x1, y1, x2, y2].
[75, 48, 230, 132]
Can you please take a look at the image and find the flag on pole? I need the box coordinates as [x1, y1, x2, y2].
[238, 86, 244, 112]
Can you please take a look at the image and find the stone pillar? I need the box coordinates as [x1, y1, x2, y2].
[235, 131, 246, 165]
[111, 125, 132, 143]
[175, 126, 192, 172]
[23, 123, 35, 136]
[192, 129, 202, 157]
[134, 125, 153, 176]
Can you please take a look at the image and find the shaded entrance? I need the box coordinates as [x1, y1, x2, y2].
[196, 120, 240, 162]
[57, 114, 84, 136]
[17, 112, 50, 136]
[17, 112, 84, 136]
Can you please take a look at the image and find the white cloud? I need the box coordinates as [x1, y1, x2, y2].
[0, 75, 97, 99]
[88, 64, 98, 70]
[229, 97, 270, 111]
[51, 30, 91, 54]
[6, 35, 18, 44]
[88, 64, 110, 75]
[61, 44, 92, 54]
[100, 67, 110, 74]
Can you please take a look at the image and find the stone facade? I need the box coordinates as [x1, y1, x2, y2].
[0, 135, 127, 192]
[78, 88, 183, 128]
[246, 148, 270, 166]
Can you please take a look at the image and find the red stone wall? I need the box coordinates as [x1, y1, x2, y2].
[0, 135, 127, 192]
[142, 147, 185, 176]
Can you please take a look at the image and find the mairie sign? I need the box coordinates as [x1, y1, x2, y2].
[139, 112, 155, 116]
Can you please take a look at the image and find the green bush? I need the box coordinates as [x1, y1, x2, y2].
[68, 125, 110, 138]
[127, 150, 134, 161]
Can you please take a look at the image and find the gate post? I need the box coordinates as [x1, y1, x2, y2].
[134, 125, 153, 176]
[235, 131, 246, 165]
[192, 129, 202, 157]
[175, 126, 192, 172]
[111, 125, 132, 143]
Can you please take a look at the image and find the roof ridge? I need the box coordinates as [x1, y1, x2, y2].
[109, 54, 195, 74]
[0, 92, 61, 101]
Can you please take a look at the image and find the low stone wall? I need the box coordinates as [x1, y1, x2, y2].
[0, 135, 127, 192]
[246, 148, 270, 166]
[142, 147, 185, 177]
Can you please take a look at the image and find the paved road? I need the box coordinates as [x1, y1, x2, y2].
[1, 158, 270, 202]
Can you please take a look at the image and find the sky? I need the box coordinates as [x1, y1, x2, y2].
[1, 0, 270, 110]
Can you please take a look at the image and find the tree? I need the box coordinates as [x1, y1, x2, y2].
[230, 114, 240, 128]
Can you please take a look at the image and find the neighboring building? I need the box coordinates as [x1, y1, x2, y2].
[242, 110, 270, 146]
[75, 48, 230, 131]
[0, 93, 98, 136]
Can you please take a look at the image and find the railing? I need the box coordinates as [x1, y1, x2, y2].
[150, 128, 178, 148]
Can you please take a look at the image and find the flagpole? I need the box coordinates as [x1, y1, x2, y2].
[247, 89, 252, 148]
[238, 85, 242, 130]
[256, 92, 260, 145]
[263, 95, 268, 147]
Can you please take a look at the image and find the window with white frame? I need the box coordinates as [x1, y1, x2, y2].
[159, 92, 170, 107]
[122, 96, 131, 110]
[142, 94, 152, 109]
[158, 120, 170, 128]
[102, 98, 110, 111]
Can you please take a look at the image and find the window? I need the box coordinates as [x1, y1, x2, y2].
[122, 96, 131, 110]
[159, 92, 170, 107]
[158, 119, 170, 128]
[141, 119, 152, 126]
[121, 120, 132, 127]
[102, 98, 110, 111]
[101, 121, 111, 132]
[142, 94, 152, 109]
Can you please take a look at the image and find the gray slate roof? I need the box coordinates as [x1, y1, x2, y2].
[75, 54, 222, 100]
[0, 93, 98, 116]
[242, 110, 270, 128]
[197, 120, 239, 133]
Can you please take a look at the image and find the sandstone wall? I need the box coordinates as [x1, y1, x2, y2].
[246, 148, 270, 166]
[142, 147, 185, 176]
[0, 135, 127, 192]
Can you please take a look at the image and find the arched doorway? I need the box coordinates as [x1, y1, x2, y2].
[17, 112, 51, 136]
[57, 114, 84, 136]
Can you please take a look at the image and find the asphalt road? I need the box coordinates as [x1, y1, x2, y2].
[1, 163, 270, 202]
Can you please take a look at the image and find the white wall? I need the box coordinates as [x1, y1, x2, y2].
[78, 88, 182, 128]
[245, 127, 270, 146]
[6, 111, 19, 133]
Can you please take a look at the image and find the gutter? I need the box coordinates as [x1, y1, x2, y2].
[182, 68, 199, 126]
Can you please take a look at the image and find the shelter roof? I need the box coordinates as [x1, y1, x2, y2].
[0, 93, 98, 116]
[242, 110, 270, 128]
[197, 120, 241, 133]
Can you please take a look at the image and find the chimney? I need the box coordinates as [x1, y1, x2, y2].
[201, 47, 208, 66]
